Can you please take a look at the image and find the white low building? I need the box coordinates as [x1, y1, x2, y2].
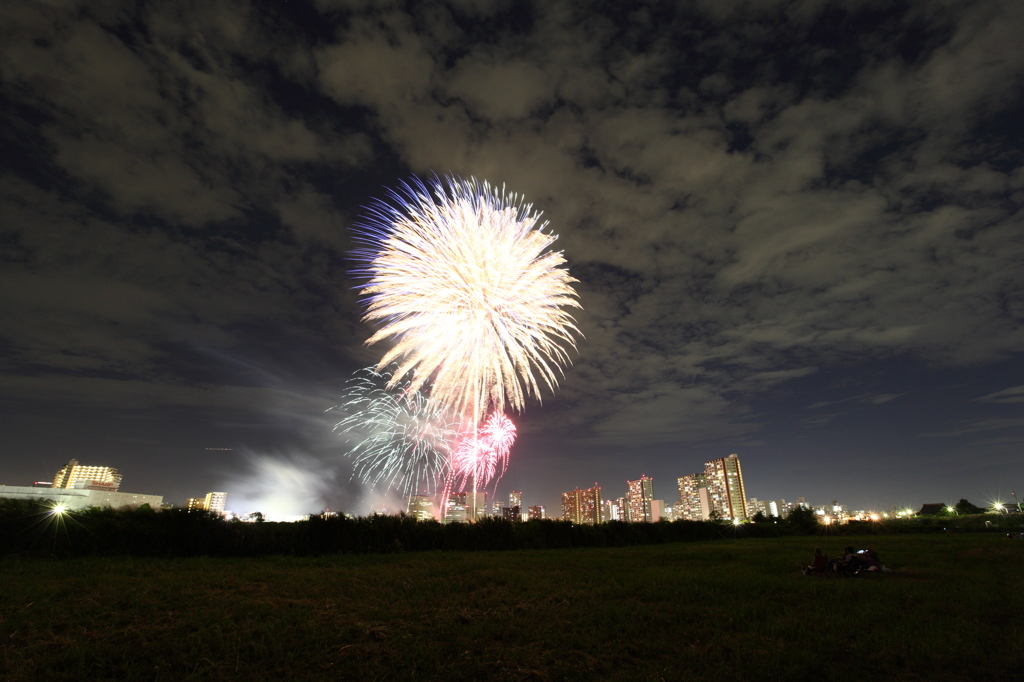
[0, 485, 163, 511]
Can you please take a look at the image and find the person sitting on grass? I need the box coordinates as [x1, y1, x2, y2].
[833, 546, 860, 577]
[855, 549, 883, 574]
[802, 547, 829, 576]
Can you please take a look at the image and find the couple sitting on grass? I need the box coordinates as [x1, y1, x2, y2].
[802, 546, 888, 577]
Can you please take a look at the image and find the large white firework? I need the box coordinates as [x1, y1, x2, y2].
[354, 176, 582, 422]
[330, 366, 459, 498]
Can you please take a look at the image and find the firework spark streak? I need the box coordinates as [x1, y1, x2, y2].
[330, 367, 460, 499]
[354, 176, 582, 420]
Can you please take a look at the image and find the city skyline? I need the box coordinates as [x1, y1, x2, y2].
[1, 449, 998, 520]
[2, 1, 1023, 516]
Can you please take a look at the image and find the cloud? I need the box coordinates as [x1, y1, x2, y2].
[976, 385, 1024, 404]
[862, 393, 907, 405]
[2, 1, 367, 229]
[807, 392, 907, 410]
[920, 417, 1024, 439]
[2, 0, 1022, 469]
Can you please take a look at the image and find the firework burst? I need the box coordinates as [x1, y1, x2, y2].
[330, 366, 460, 499]
[448, 411, 517, 492]
[354, 175, 582, 421]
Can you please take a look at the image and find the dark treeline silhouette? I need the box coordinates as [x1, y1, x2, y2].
[0, 500, 1012, 558]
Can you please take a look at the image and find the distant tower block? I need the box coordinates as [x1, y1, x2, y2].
[561, 484, 602, 524]
[509, 491, 523, 520]
[186, 492, 227, 514]
[676, 473, 708, 520]
[449, 491, 488, 521]
[52, 459, 122, 491]
[204, 492, 227, 514]
[676, 454, 748, 521]
[704, 454, 748, 520]
[409, 495, 434, 521]
[627, 475, 654, 523]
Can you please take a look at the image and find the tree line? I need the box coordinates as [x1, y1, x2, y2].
[0, 499, 1013, 559]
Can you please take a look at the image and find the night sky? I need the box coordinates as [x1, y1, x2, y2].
[3, 0, 1022, 517]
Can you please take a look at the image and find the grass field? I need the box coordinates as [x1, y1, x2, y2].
[2, 533, 1022, 681]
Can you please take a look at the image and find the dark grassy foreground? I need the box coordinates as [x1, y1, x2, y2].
[3, 534, 1022, 681]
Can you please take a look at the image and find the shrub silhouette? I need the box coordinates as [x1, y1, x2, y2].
[0, 499, 996, 558]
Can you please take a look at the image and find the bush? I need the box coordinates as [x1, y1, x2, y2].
[2, 499, 1017, 559]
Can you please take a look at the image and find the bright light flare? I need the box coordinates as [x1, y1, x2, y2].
[51, 504, 66, 515]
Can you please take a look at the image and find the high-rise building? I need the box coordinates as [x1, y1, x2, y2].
[527, 505, 545, 520]
[52, 459, 122, 491]
[186, 492, 227, 514]
[409, 495, 434, 521]
[626, 476, 654, 523]
[204, 492, 227, 514]
[582, 485, 602, 524]
[444, 499, 468, 523]
[604, 498, 624, 522]
[561, 485, 602, 524]
[677, 473, 708, 520]
[676, 455, 749, 521]
[507, 491, 522, 521]
[704, 454, 747, 520]
[450, 492, 487, 520]
[614, 496, 630, 522]
[562, 490, 578, 523]
[747, 497, 783, 519]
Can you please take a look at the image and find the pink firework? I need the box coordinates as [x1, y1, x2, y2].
[441, 412, 517, 510]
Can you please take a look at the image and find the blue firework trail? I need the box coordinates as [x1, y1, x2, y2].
[330, 366, 460, 499]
